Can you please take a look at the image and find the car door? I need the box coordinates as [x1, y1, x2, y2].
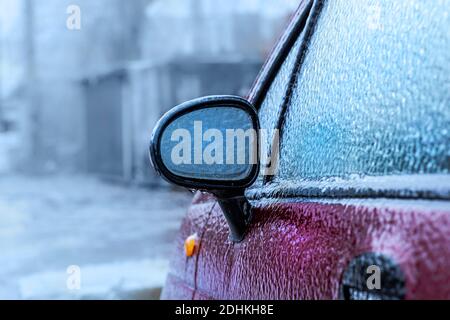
[163, 0, 450, 300]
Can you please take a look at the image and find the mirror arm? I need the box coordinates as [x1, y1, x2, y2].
[215, 190, 253, 242]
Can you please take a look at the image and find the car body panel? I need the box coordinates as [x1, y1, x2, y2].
[161, 192, 215, 299]
[163, 196, 450, 299]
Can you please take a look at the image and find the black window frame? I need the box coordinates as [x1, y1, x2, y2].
[248, 0, 316, 109]
[248, 0, 324, 184]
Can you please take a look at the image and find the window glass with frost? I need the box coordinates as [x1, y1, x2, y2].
[276, 0, 450, 182]
[255, 36, 302, 182]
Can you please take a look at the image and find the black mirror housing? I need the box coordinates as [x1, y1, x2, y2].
[149, 95, 260, 241]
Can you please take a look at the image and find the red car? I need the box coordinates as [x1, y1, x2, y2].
[150, 0, 450, 299]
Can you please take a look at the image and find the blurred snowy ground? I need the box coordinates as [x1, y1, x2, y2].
[0, 174, 192, 299]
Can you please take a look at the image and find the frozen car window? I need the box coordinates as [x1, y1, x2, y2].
[277, 0, 450, 182]
[256, 36, 302, 181]
[258, 37, 301, 141]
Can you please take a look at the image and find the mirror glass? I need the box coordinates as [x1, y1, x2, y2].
[159, 106, 257, 181]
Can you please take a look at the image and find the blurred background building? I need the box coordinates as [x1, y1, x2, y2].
[0, 0, 298, 299]
[0, 0, 297, 181]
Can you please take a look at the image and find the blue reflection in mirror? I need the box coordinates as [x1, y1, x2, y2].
[160, 107, 257, 181]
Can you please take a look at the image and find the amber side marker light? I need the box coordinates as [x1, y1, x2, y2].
[184, 233, 198, 257]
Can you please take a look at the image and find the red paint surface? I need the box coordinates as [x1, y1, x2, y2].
[162, 195, 450, 299]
